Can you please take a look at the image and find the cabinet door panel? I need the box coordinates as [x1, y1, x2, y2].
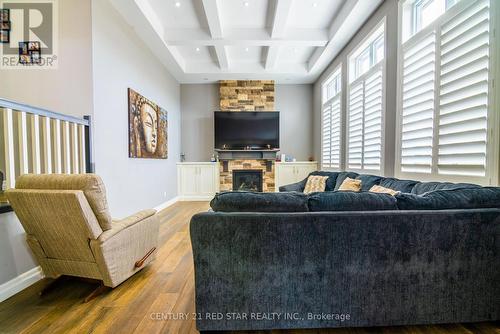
[276, 165, 297, 189]
[199, 166, 217, 196]
[295, 164, 317, 181]
[179, 166, 198, 196]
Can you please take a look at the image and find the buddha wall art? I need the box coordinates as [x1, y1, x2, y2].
[128, 88, 168, 159]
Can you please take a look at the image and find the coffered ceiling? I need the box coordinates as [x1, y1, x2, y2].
[109, 0, 383, 83]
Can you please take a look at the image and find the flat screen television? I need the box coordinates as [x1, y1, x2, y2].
[214, 111, 280, 150]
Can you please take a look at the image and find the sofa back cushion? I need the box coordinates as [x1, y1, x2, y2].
[308, 191, 398, 212]
[356, 174, 383, 191]
[210, 191, 309, 212]
[379, 177, 419, 193]
[411, 182, 481, 195]
[396, 187, 500, 210]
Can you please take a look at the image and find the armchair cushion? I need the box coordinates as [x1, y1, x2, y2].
[15, 174, 113, 230]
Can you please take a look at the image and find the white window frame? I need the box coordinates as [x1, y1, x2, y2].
[395, 0, 500, 185]
[346, 19, 387, 175]
[321, 65, 342, 170]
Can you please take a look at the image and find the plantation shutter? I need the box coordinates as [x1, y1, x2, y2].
[348, 64, 384, 171]
[322, 93, 341, 169]
[401, 32, 436, 173]
[348, 81, 364, 169]
[398, 0, 491, 181]
[438, 0, 490, 176]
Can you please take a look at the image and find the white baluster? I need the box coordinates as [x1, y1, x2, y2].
[41, 116, 52, 173]
[29, 114, 41, 174]
[52, 119, 62, 173]
[71, 123, 79, 173]
[61, 121, 71, 173]
[17, 111, 29, 175]
[2, 108, 16, 188]
[78, 124, 86, 173]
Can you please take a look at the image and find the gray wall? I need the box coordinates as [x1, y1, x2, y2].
[313, 0, 398, 176]
[180, 84, 313, 162]
[91, 0, 181, 219]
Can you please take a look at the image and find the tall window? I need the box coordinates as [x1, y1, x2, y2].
[397, 0, 494, 183]
[347, 22, 385, 172]
[321, 67, 342, 169]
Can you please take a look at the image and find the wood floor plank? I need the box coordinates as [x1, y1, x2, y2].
[0, 201, 498, 334]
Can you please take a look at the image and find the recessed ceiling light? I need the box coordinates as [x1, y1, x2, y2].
[175, 1, 181, 8]
[245, 47, 249, 52]
[244, 1, 249, 7]
[312, 2, 318, 7]
[196, 47, 200, 52]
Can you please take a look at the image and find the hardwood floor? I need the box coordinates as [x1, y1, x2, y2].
[0, 201, 498, 334]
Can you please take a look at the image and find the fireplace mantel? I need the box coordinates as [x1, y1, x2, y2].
[215, 149, 279, 160]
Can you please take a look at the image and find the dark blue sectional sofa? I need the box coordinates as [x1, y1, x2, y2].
[190, 171, 500, 332]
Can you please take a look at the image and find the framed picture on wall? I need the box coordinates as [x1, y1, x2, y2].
[128, 88, 168, 159]
[0, 30, 8, 43]
[0, 9, 9, 21]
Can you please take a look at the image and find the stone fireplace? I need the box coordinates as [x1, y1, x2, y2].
[233, 170, 263, 192]
[219, 159, 275, 192]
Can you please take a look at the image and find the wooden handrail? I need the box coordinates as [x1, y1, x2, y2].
[0, 98, 90, 126]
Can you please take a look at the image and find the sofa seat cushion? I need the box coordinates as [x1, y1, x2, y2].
[334, 172, 359, 190]
[356, 174, 383, 191]
[308, 191, 398, 212]
[210, 191, 309, 212]
[396, 187, 500, 210]
[379, 177, 420, 193]
[411, 181, 481, 195]
[308, 171, 339, 191]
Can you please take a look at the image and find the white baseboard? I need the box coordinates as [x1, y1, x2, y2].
[178, 195, 214, 201]
[154, 196, 180, 211]
[0, 266, 44, 302]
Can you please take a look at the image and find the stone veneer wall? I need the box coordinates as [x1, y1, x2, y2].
[220, 160, 275, 192]
[219, 80, 275, 111]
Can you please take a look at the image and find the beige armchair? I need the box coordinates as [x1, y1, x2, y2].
[6, 174, 159, 296]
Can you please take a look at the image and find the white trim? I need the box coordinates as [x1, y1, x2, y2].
[154, 196, 180, 211]
[178, 195, 213, 201]
[0, 266, 44, 303]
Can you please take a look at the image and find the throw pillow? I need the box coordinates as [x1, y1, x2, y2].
[303, 175, 329, 194]
[369, 185, 399, 196]
[338, 177, 361, 192]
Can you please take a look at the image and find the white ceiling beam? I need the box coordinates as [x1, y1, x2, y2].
[185, 61, 308, 75]
[201, 0, 229, 69]
[266, 0, 293, 70]
[165, 28, 328, 47]
[214, 46, 229, 69]
[308, 0, 383, 73]
[265, 47, 280, 69]
[270, 0, 293, 38]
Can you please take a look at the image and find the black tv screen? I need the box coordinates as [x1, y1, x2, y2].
[214, 112, 280, 150]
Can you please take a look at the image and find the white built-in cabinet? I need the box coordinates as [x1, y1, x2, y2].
[177, 163, 219, 200]
[275, 162, 318, 191]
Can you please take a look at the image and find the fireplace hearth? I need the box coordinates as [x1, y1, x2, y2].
[233, 170, 263, 192]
